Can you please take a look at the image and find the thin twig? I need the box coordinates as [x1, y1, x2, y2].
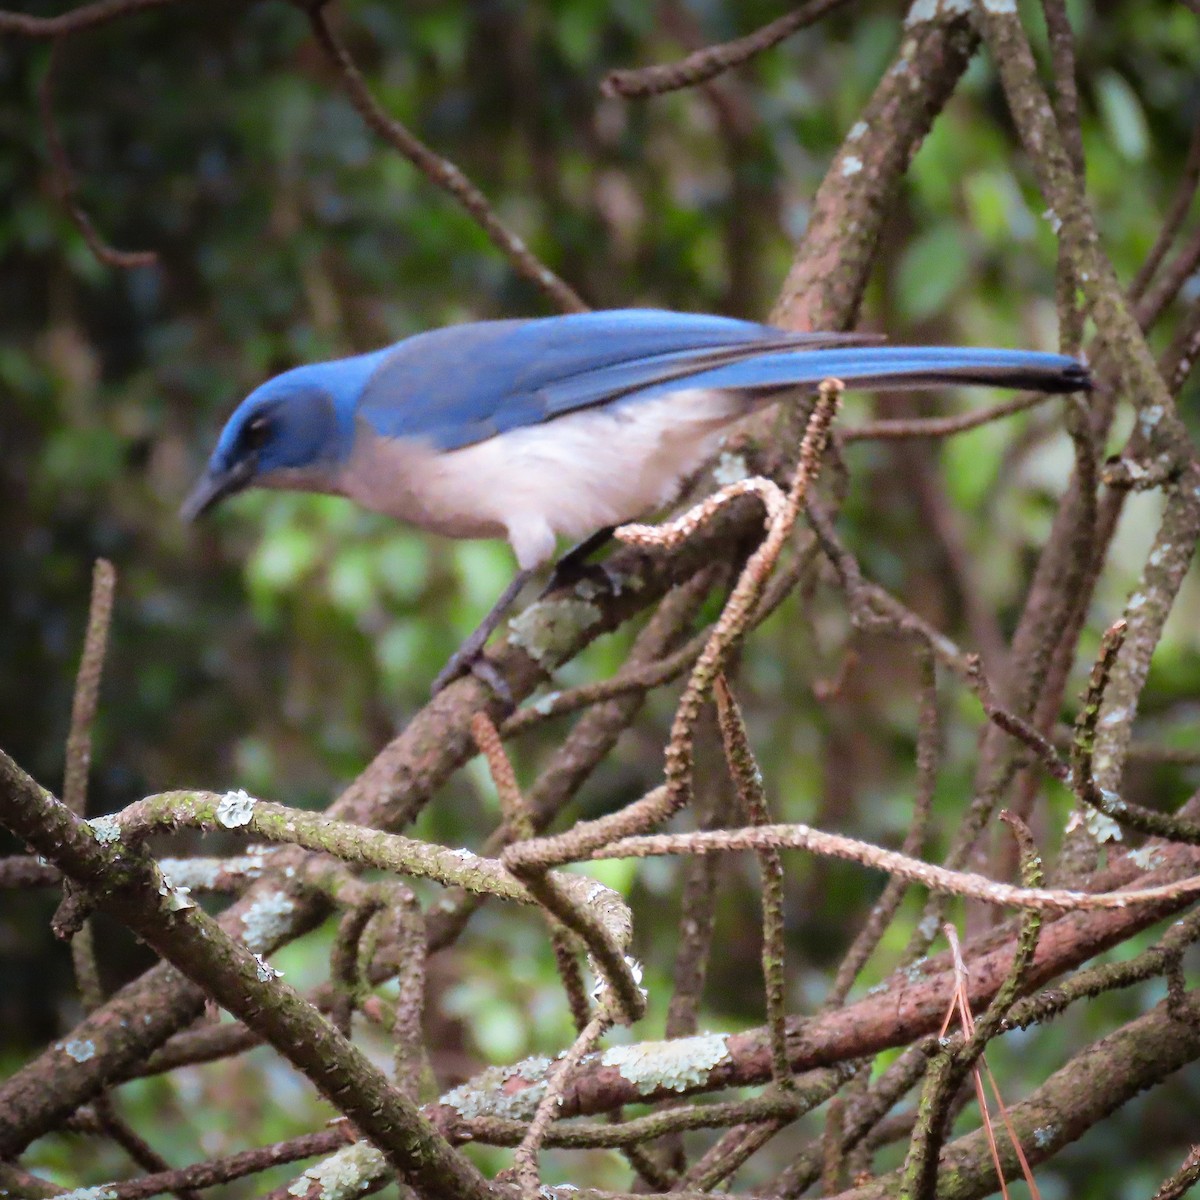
[0, 0, 177, 38]
[601, 0, 851, 98]
[1038, 0, 1084, 178]
[714, 674, 791, 1087]
[91, 1095, 205, 1200]
[580, 822, 1200, 912]
[65, 560, 117, 1014]
[828, 648, 940, 1005]
[654, 381, 842, 819]
[1136, 221, 1200, 331]
[38, 51, 156, 269]
[307, 6, 585, 313]
[966, 657, 1070, 783]
[1129, 118, 1200, 303]
[1151, 1144, 1200, 1200]
[64, 560, 116, 816]
[501, 628, 711, 734]
[1073, 620, 1200, 844]
[840, 388, 1056, 442]
[329, 895, 387, 1037]
[54, 1129, 351, 1200]
[372, 889, 427, 1096]
[510, 1011, 612, 1196]
[471, 713, 601, 1031]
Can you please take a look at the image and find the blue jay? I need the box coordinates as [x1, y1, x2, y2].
[183, 309, 1089, 692]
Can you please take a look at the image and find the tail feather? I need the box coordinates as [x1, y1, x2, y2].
[631, 345, 1091, 401]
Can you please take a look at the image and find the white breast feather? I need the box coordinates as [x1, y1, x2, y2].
[341, 389, 748, 569]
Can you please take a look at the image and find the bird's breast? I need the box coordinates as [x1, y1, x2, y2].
[341, 388, 750, 557]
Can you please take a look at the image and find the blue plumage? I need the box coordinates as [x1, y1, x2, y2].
[184, 308, 1089, 691]
[356, 311, 871, 449]
[191, 309, 1087, 491]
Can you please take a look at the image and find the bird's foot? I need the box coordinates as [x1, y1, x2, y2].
[431, 647, 514, 707]
[540, 526, 616, 596]
[430, 568, 534, 703]
[541, 558, 614, 600]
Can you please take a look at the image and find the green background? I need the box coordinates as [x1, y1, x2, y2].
[2, 1, 1198, 1194]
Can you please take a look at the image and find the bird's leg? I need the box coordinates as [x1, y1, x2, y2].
[539, 525, 616, 596]
[433, 528, 616, 699]
[431, 567, 535, 699]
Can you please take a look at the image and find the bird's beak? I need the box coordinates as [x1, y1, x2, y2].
[180, 458, 255, 522]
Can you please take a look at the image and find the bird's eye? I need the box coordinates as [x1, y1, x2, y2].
[243, 416, 271, 451]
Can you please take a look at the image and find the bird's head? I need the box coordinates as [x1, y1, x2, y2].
[182, 365, 357, 521]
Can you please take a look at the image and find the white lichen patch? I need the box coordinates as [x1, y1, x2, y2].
[601, 1032, 731, 1094]
[847, 121, 869, 140]
[286, 1141, 384, 1200]
[841, 155, 864, 177]
[591, 956, 647, 1005]
[54, 1188, 119, 1200]
[532, 691, 561, 716]
[507, 597, 601, 667]
[982, 0, 1018, 12]
[904, 0, 938, 22]
[1032, 1124, 1058, 1149]
[441, 1058, 553, 1120]
[1083, 807, 1124, 844]
[61, 1038, 96, 1063]
[161, 880, 195, 913]
[253, 952, 283, 982]
[88, 815, 121, 845]
[237, 851, 267, 877]
[916, 912, 940, 941]
[240, 889, 296, 953]
[165, 852, 268, 890]
[1042, 207, 1062, 233]
[217, 789, 257, 828]
[713, 451, 750, 486]
[1127, 844, 1163, 870]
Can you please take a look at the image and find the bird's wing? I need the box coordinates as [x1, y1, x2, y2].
[355, 309, 1087, 452]
[355, 309, 875, 451]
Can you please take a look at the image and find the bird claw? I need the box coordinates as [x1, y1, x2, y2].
[430, 650, 514, 708]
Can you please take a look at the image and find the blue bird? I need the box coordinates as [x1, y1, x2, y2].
[183, 309, 1090, 693]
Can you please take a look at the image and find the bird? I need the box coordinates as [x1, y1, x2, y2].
[183, 308, 1090, 694]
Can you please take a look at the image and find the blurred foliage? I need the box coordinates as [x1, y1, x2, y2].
[2, 0, 1200, 1194]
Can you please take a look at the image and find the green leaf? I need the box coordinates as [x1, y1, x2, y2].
[1095, 71, 1149, 162]
[896, 226, 971, 320]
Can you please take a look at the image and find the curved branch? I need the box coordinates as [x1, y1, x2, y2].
[600, 0, 851, 99]
[0, 0, 178, 37]
[307, 5, 585, 313]
[37, 45, 157, 270]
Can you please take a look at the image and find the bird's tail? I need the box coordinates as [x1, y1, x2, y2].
[668, 345, 1091, 397]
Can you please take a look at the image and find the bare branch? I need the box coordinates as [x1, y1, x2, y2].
[0, 0, 178, 38]
[38, 49, 157, 270]
[600, 0, 852, 98]
[306, 5, 586, 314]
